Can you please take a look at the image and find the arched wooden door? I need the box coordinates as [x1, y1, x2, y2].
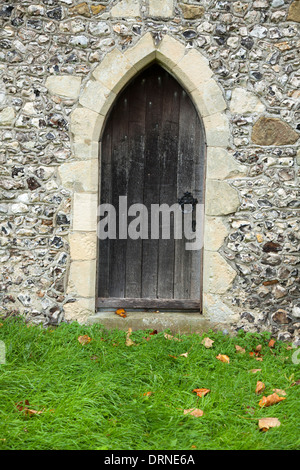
[97, 64, 205, 310]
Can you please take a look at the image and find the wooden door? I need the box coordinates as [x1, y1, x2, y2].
[97, 64, 205, 310]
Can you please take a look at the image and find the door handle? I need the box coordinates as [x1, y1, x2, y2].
[178, 192, 198, 213]
[178, 192, 198, 231]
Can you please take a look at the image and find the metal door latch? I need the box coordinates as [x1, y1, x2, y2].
[178, 192, 198, 213]
[178, 192, 198, 232]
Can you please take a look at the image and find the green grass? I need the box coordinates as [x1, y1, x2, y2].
[0, 317, 299, 450]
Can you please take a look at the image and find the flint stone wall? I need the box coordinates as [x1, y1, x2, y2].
[0, 0, 299, 344]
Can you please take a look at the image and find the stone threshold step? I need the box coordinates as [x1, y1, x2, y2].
[86, 311, 221, 335]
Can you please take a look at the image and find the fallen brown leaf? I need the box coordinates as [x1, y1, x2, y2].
[259, 393, 286, 408]
[251, 369, 262, 374]
[143, 392, 153, 397]
[125, 327, 134, 346]
[249, 351, 263, 361]
[78, 335, 91, 345]
[201, 337, 214, 348]
[192, 388, 210, 398]
[179, 352, 189, 357]
[273, 388, 286, 396]
[255, 344, 262, 353]
[164, 333, 182, 341]
[143, 329, 158, 341]
[183, 408, 204, 417]
[291, 380, 300, 386]
[115, 308, 126, 318]
[235, 344, 246, 354]
[255, 381, 265, 394]
[268, 339, 276, 348]
[258, 417, 281, 432]
[15, 400, 50, 417]
[216, 354, 230, 363]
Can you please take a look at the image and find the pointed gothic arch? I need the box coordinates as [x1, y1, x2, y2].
[64, 33, 241, 324]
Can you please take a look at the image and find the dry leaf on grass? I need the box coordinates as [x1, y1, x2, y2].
[78, 335, 91, 345]
[273, 388, 286, 396]
[143, 392, 153, 397]
[180, 352, 189, 357]
[183, 408, 204, 417]
[251, 369, 262, 374]
[125, 327, 134, 346]
[192, 388, 210, 398]
[201, 337, 214, 348]
[235, 345, 246, 354]
[259, 393, 286, 408]
[255, 381, 265, 394]
[291, 380, 300, 386]
[268, 339, 276, 348]
[258, 417, 281, 432]
[115, 308, 126, 318]
[164, 333, 182, 342]
[15, 400, 53, 417]
[216, 354, 230, 363]
[149, 329, 158, 335]
[249, 352, 263, 361]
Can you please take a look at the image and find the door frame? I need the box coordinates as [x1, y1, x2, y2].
[97, 63, 205, 311]
[64, 33, 240, 322]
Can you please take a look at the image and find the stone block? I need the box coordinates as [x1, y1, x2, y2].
[58, 159, 98, 192]
[287, 1, 300, 22]
[191, 79, 226, 117]
[252, 116, 299, 146]
[110, 0, 140, 18]
[173, 49, 213, 92]
[69, 2, 91, 17]
[0, 107, 15, 126]
[93, 48, 137, 94]
[45, 75, 82, 100]
[72, 140, 99, 160]
[156, 34, 186, 70]
[203, 293, 239, 322]
[70, 107, 104, 141]
[230, 87, 265, 114]
[206, 147, 247, 180]
[204, 216, 229, 251]
[149, 0, 174, 17]
[203, 251, 237, 294]
[205, 180, 240, 216]
[124, 32, 156, 71]
[63, 297, 95, 323]
[203, 113, 230, 147]
[179, 4, 205, 19]
[67, 260, 96, 297]
[69, 231, 97, 261]
[79, 79, 116, 115]
[72, 192, 98, 231]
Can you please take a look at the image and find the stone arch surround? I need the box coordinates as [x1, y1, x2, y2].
[61, 32, 247, 324]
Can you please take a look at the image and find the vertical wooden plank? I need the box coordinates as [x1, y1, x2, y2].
[190, 113, 204, 300]
[174, 89, 197, 300]
[98, 118, 112, 298]
[141, 66, 163, 298]
[157, 70, 180, 299]
[125, 76, 146, 298]
[109, 92, 129, 298]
